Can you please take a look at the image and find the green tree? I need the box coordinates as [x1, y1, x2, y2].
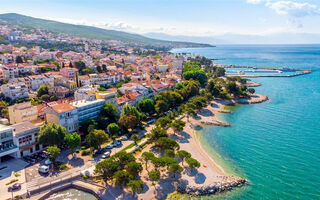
[79, 119, 97, 134]
[155, 117, 172, 128]
[94, 158, 119, 184]
[118, 114, 139, 130]
[47, 145, 61, 163]
[155, 137, 179, 150]
[168, 163, 183, 178]
[141, 152, 155, 170]
[102, 104, 119, 122]
[126, 161, 143, 177]
[154, 100, 169, 114]
[186, 157, 200, 172]
[86, 129, 109, 150]
[128, 180, 144, 196]
[112, 151, 136, 169]
[177, 150, 191, 165]
[183, 69, 208, 87]
[107, 123, 120, 136]
[184, 79, 200, 97]
[164, 149, 175, 158]
[148, 170, 160, 185]
[148, 126, 168, 142]
[169, 119, 185, 135]
[137, 98, 155, 114]
[122, 105, 141, 120]
[39, 123, 66, 146]
[37, 84, 50, 97]
[131, 134, 140, 145]
[64, 132, 81, 155]
[113, 170, 132, 187]
[151, 157, 167, 170]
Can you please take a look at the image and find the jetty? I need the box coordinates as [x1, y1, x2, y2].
[214, 63, 312, 78]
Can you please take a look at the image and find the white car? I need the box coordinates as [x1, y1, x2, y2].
[39, 165, 49, 174]
[101, 151, 111, 159]
[44, 159, 52, 165]
[119, 136, 128, 141]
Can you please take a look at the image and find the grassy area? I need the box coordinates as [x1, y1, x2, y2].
[166, 192, 191, 200]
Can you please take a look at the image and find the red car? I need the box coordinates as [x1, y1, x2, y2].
[8, 183, 21, 192]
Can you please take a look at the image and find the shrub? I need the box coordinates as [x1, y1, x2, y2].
[81, 149, 91, 156]
[59, 164, 67, 170]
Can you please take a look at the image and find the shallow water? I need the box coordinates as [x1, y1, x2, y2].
[47, 188, 97, 200]
[171, 45, 320, 200]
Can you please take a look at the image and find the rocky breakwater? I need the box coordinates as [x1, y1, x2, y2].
[177, 176, 248, 196]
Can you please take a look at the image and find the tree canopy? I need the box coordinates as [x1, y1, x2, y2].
[39, 123, 66, 146]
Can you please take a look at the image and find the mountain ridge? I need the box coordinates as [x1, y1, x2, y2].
[0, 13, 212, 48]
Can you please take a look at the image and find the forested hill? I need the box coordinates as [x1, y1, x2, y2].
[0, 13, 213, 48]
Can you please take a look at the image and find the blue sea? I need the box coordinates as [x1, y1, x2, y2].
[171, 45, 320, 200]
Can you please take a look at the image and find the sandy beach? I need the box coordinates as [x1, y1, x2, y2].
[132, 94, 268, 199]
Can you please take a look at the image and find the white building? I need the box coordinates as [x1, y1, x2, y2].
[29, 74, 54, 90]
[0, 125, 20, 162]
[11, 121, 42, 157]
[0, 83, 29, 100]
[71, 99, 105, 123]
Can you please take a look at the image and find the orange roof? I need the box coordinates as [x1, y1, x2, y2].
[51, 103, 76, 113]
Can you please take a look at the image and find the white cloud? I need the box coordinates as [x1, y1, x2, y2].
[246, 0, 263, 4]
[266, 1, 320, 17]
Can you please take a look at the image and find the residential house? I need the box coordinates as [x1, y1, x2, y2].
[60, 67, 78, 78]
[48, 86, 70, 99]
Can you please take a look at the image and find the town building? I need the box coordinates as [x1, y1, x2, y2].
[0, 125, 19, 163]
[45, 103, 78, 133]
[8, 102, 38, 124]
[0, 83, 29, 100]
[70, 99, 105, 123]
[11, 121, 42, 157]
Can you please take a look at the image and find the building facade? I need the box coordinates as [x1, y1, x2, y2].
[11, 121, 42, 157]
[8, 102, 38, 124]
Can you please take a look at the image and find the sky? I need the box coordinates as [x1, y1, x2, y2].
[0, 0, 320, 40]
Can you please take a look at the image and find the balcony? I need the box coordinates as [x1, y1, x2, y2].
[0, 144, 18, 154]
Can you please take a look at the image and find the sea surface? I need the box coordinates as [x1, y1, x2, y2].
[46, 188, 97, 200]
[171, 45, 320, 200]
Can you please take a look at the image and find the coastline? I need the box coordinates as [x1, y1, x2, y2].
[174, 92, 268, 196]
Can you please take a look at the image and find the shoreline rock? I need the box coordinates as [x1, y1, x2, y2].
[177, 177, 248, 196]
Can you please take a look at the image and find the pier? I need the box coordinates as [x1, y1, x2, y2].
[214, 63, 313, 78]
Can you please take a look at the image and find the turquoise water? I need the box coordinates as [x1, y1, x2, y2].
[47, 188, 97, 200]
[171, 45, 320, 200]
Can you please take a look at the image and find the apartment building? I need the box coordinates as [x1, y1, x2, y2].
[8, 102, 38, 124]
[45, 103, 78, 133]
[0, 83, 29, 100]
[70, 99, 105, 123]
[0, 125, 19, 163]
[11, 121, 42, 157]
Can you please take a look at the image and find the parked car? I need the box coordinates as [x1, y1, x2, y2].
[119, 136, 128, 141]
[38, 165, 49, 174]
[106, 145, 113, 149]
[44, 159, 52, 165]
[8, 183, 21, 191]
[101, 151, 111, 159]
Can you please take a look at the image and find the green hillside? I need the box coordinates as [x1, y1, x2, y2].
[0, 13, 212, 47]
